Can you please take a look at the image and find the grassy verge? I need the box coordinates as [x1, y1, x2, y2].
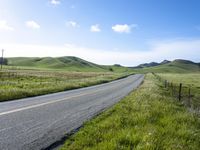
[0, 69, 130, 102]
[61, 74, 200, 150]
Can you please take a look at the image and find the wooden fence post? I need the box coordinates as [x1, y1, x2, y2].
[188, 88, 191, 107]
[171, 83, 174, 96]
[165, 80, 167, 88]
[178, 83, 182, 101]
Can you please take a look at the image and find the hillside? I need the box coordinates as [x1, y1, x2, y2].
[132, 59, 200, 73]
[133, 60, 171, 68]
[4, 57, 199, 73]
[5, 56, 130, 72]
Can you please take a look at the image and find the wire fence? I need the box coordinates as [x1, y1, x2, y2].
[152, 72, 200, 115]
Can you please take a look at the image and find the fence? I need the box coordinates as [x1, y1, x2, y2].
[152, 72, 200, 115]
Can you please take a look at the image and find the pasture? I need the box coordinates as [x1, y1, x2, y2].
[0, 68, 128, 102]
[157, 73, 200, 110]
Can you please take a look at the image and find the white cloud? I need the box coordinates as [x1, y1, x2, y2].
[50, 0, 60, 5]
[1, 39, 200, 66]
[112, 24, 137, 33]
[25, 21, 40, 29]
[0, 20, 14, 31]
[90, 24, 101, 32]
[66, 21, 79, 28]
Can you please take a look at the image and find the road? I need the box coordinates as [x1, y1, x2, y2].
[0, 74, 144, 150]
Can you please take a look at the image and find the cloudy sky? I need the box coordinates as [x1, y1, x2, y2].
[0, 0, 200, 66]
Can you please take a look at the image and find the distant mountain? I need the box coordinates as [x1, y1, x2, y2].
[133, 60, 171, 68]
[133, 59, 200, 73]
[135, 62, 159, 68]
[5, 56, 130, 72]
[160, 60, 171, 65]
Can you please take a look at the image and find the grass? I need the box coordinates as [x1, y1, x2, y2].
[5, 57, 133, 73]
[158, 73, 200, 87]
[0, 69, 130, 102]
[6, 57, 106, 71]
[156, 73, 200, 110]
[61, 74, 200, 150]
[133, 60, 200, 73]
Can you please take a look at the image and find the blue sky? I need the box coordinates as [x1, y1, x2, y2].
[0, 0, 200, 66]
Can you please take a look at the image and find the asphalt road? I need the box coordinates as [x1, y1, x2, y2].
[0, 74, 144, 150]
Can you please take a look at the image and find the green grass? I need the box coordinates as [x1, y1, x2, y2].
[61, 74, 200, 150]
[0, 69, 129, 102]
[5, 56, 133, 73]
[133, 60, 200, 73]
[158, 73, 200, 87]
[157, 73, 200, 109]
[5, 57, 200, 73]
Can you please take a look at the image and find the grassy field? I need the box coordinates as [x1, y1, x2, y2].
[0, 68, 129, 102]
[61, 74, 200, 150]
[157, 73, 200, 109]
[158, 73, 200, 87]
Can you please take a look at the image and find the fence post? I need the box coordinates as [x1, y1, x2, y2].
[178, 83, 182, 101]
[188, 88, 191, 107]
[171, 83, 174, 96]
[164, 80, 167, 88]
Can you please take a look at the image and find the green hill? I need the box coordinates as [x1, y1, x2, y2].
[133, 59, 200, 73]
[5, 56, 130, 72]
[5, 57, 199, 73]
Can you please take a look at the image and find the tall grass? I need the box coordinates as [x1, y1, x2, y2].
[158, 73, 200, 87]
[157, 73, 200, 111]
[61, 74, 200, 150]
[0, 70, 129, 102]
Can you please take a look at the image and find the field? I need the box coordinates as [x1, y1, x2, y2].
[158, 73, 200, 87]
[133, 60, 200, 73]
[0, 68, 129, 102]
[157, 73, 200, 110]
[61, 74, 200, 150]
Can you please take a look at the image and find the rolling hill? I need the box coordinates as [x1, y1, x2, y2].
[5, 56, 130, 72]
[4, 57, 200, 73]
[133, 60, 171, 68]
[132, 59, 200, 73]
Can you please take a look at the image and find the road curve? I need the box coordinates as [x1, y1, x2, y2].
[0, 74, 144, 150]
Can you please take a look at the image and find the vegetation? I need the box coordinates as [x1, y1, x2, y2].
[157, 73, 200, 109]
[4, 57, 200, 73]
[61, 74, 200, 150]
[0, 56, 134, 101]
[158, 73, 200, 87]
[2, 57, 200, 148]
[5, 57, 132, 72]
[0, 69, 130, 102]
[133, 59, 200, 73]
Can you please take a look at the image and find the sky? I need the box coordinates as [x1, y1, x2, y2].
[0, 0, 200, 66]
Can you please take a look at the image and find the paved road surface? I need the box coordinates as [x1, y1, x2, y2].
[0, 74, 144, 150]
